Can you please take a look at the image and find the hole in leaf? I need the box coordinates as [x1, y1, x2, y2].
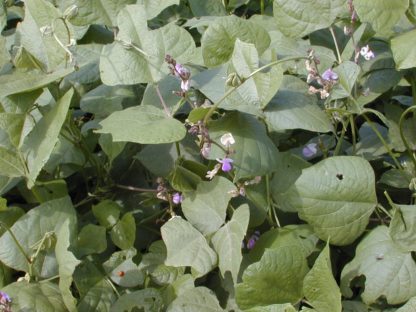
[336, 173, 343, 180]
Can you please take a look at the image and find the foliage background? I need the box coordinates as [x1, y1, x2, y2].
[0, 0, 416, 311]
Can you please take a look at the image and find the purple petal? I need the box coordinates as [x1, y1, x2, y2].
[219, 158, 233, 172]
[322, 68, 338, 81]
[172, 193, 183, 204]
[302, 143, 318, 158]
[247, 238, 257, 250]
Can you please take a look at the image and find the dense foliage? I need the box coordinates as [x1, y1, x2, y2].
[0, 0, 416, 311]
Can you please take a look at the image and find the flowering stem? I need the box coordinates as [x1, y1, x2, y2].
[329, 26, 342, 64]
[203, 56, 308, 125]
[398, 106, 416, 170]
[155, 84, 171, 117]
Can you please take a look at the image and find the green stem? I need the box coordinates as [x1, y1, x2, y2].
[349, 114, 357, 155]
[361, 113, 403, 170]
[398, 106, 416, 170]
[105, 277, 120, 298]
[334, 121, 346, 156]
[203, 56, 308, 125]
[115, 184, 158, 193]
[260, 0, 265, 14]
[329, 26, 342, 64]
[175, 142, 181, 158]
[155, 84, 171, 117]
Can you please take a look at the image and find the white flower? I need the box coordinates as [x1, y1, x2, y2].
[220, 133, 235, 147]
[360, 45, 369, 56]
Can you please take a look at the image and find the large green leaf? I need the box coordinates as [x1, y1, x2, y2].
[391, 28, 416, 70]
[264, 76, 334, 133]
[182, 176, 236, 235]
[208, 112, 279, 181]
[236, 245, 308, 309]
[77, 279, 117, 312]
[17, 0, 70, 71]
[341, 226, 416, 305]
[167, 287, 224, 312]
[389, 204, 416, 252]
[211, 204, 249, 283]
[55, 219, 81, 312]
[331, 61, 361, 100]
[201, 15, 270, 67]
[96, 105, 186, 144]
[100, 4, 196, 85]
[273, 0, 345, 38]
[110, 288, 163, 312]
[1, 281, 67, 312]
[0, 196, 76, 274]
[303, 243, 342, 312]
[161, 217, 217, 277]
[353, 0, 409, 35]
[220, 39, 283, 116]
[110, 213, 136, 250]
[244, 304, 297, 312]
[397, 297, 416, 312]
[137, 0, 180, 19]
[21, 88, 73, 188]
[0, 147, 26, 178]
[283, 156, 377, 245]
[67, 0, 136, 26]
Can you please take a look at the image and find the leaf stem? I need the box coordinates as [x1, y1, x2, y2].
[398, 106, 416, 170]
[334, 121, 346, 156]
[115, 184, 158, 193]
[329, 26, 342, 64]
[203, 56, 308, 125]
[349, 114, 357, 154]
[155, 84, 171, 117]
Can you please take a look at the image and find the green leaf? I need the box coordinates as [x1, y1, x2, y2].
[303, 243, 342, 312]
[0, 68, 74, 99]
[137, 0, 180, 20]
[188, 0, 226, 16]
[389, 204, 416, 252]
[331, 61, 361, 100]
[100, 4, 196, 84]
[21, 88, 73, 188]
[244, 304, 297, 312]
[77, 279, 117, 312]
[2, 281, 66, 311]
[109, 257, 144, 288]
[76, 224, 107, 257]
[0, 147, 25, 178]
[273, 0, 345, 38]
[96, 105, 186, 144]
[264, 76, 334, 133]
[284, 156, 377, 245]
[220, 40, 283, 116]
[68, 0, 136, 26]
[110, 212, 136, 250]
[182, 176, 236, 235]
[211, 204, 249, 283]
[391, 29, 416, 70]
[341, 226, 416, 305]
[18, 0, 71, 72]
[92, 200, 121, 229]
[201, 15, 270, 67]
[167, 287, 224, 312]
[110, 288, 163, 312]
[353, 0, 409, 35]
[236, 245, 309, 309]
[0, 196, 76, 274]
[55, 219, 81, 312]
[161, 217, 217, 277]
[208, 112, 279, 181]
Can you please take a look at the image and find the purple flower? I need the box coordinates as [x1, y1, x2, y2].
[302, 143, 318, 158]
[174, 63, 190, 79]
[247, 231, 260, 250]
[172, 193, 183, 204]
[217, 158, 233, 172]
[321, 68, 338, 81]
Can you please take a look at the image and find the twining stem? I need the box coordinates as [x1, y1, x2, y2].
[329, 26, 342, 64]
[203, 56, 308, 125]
[155, 84, 171, 117]
[399, 106, 416, 170]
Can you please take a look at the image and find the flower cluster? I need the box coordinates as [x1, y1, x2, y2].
[0, 291, 11, 312]
[206, 133, 235, 180]
[165, 55, 191, 95]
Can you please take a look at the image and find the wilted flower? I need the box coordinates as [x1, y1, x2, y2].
[302, 143, 318, 158]
[321, 68, 338, 81]
[360, 45, 375, 60]
[201, 142, 211, 159]
[217, 157, 233, 172]
[220, 133, 235, 147]
[206, 163, 221, 180]
[172, 193, 183, 204]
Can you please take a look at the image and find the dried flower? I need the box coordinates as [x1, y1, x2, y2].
[206, 164, 221, 180]
[217, 157, 233, 172]
[201, 142, 211, 159]
[303, 143, 318, 158]
[220, 133, 235, 147]
[172, 193, 183, 204]
[321, 68, 338, 81]
[0, 291, 11, 312]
